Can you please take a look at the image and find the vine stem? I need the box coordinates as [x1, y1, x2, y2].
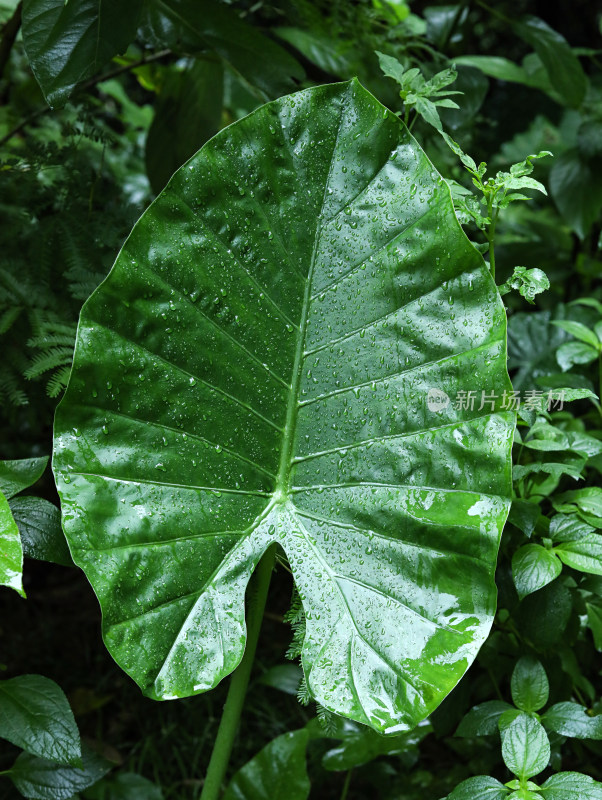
[340, 769, 353, 800]
[200, 545, 276, 800]
[486, 203, 498, 280]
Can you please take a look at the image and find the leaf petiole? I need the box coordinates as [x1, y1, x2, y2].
[200, 546, 277, 800]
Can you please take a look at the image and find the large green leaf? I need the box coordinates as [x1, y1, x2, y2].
[22, 0, 145, 107]
[53, 80, 514, 734]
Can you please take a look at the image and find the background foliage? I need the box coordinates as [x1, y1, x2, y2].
[1, 1, 602, 798]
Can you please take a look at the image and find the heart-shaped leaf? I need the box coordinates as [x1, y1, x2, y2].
[53, 80, 514, 733]
[0, 675, 81, 765]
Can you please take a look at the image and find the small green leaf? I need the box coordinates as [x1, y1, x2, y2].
[0, 675, 80, 765]
[9, 497, 74, 567]
[515, 16, 588, 108]
[376, 51, 408, 86]
[501, 713, 550, 780]
[571, 298, 602, 315]
[8, 745, 112, 800]
[321, 721, 430, 771]
[513, 463, 583, 483]
[454, 55, 532, 85]
[257, 664, 302, 696]
[549, 514, 594, 543]
[0, 490, 25, 597]
[555, 534, 602, 575]
[511, 657, 549, 712]
[553, 488, 602, 522]
[0, 457, 48, 500]
[223, 730, 309, 800]
[542, 702, 602, 739]
[22, 0, 145, 107]
[441, 132, 478, 172]
[512, 545, 561, 599]
[498, 707, 522, 732]
[541, 772, 602, 799]
[455, 701, 514, 737]
[507, 790, 543, 800]
[502, 176, 547, 195]
[556, 341, 599, 371]
[141, 0, 304, 100]
[447, 775, 509, 800]
[499, 267, 549, 304]
[508, 501, 540, 538]
[551, 321, 600, 349]
[549, 149, 602, 240]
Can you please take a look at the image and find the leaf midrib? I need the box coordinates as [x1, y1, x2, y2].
[275, 96, 346, 497]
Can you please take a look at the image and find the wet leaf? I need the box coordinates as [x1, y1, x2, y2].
[8, 745, 112, 800]
[455, 700, 514, 737]
[53, 80, 514, 733]
[9, 496, 74, 567]
[0, 490, 25, 597]
[542, 702, 602, 739]
[501, 713, 550, 780]
[0, 675, 80, 765]
[540, 772, 602, 799]
[512, 544, 562, 599]
[511, 657, 549, 712]
[447, 775, 510, 800]
[0, 456, 48, 500]
[222, 730, 309, 800]
[22, 0, 144, 107]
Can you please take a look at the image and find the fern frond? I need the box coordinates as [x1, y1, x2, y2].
[296, 676, 313, 707]
[284, 587, 307, 661]
[46, 365, 72, 398]
[317, 705, 339, 736]
[0, 306, 22, 334]
[24, 347, 74, 380]
[0, 371, 28, 406]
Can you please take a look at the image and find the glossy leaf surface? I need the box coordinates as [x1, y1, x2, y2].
[53, 80, 513, 733]
[0, 675, 80, 765]
[222, 729, 309, 800]
[512, 545, 561, 599]
[0, 490, 24, 596]
[455, 700, 513, 737]
[9, 745, 111, 800]
[542, 702, 602, 739]
[9, 496, 74, 567]
[22, 0, 144, 107]
[140, 0, 303, 100]
[541, 772, 602, 799]
[0, 456, 48, 500]
[447, 776, 510, 800]
[501, 713, 550, 780]
[511, 657, 548, 712]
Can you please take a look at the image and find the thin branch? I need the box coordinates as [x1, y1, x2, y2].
[0, 1, 23, 82]
[0, 48, 172, 148]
